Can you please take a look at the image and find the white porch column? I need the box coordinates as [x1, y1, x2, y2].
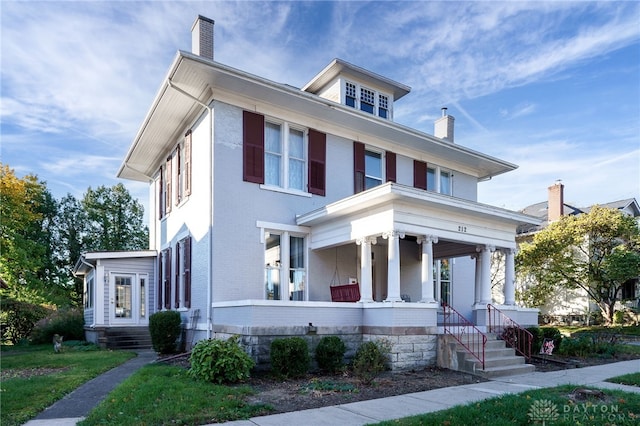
[477, 245, 495, 304]
[503, 248, 516, 305]
[383, 230, 404, 302]
[417, 235, 438, 303]
[472, 253, 481, 304]
[356, 236, 377, 302]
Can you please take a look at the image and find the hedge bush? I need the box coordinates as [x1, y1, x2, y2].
[30, 307, 85, 344]
[149, 310, 182, 354]
[315, 335, 346, 373]
[0, 298, 51, 344]
[189, 336, 255, 383]
[270, 337, 310, 378]
[352, 339, 390, 384]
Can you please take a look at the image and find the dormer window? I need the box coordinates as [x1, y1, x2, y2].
[360, 87, 375, 114]
[345, 82, 357, 107]
[344, 80, 391, 119]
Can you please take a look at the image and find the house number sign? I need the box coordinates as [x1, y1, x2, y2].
[457, 225, 468, 233]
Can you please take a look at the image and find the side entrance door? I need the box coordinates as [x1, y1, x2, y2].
[110, 273, 148, 324]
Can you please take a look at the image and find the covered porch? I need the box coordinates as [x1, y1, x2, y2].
[296, 182, 541, 327]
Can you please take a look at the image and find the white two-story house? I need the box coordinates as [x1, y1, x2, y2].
[76, 16, 540, 371]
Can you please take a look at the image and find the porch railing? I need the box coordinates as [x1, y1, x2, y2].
[487, 304, 533, 360]
[442, 303, 486, 370]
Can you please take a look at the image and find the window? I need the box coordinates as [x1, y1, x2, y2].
[174, 236, 192, 309]
[354, 142, 393, 193]
[415, 162, 453, 195]
[433, 259, 451, 305]
[379, 94, 389, 119]
[159, 248, 172, 310]
[243, 112, 325, 195]
[140, 277, 146, 318]
[264, 232, 306, 301]
[158, 130, 192, 218]
[343, 81, 391, 119]
[345, 82, 357, 107]
[360, 87, 375, 114]
[85, 276, 94, 309]
[114, 275, 133, 318]
[365, 150, 383, 189]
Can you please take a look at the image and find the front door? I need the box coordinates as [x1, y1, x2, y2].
[110, 273, 148, 324]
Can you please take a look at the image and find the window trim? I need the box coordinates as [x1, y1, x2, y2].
[263, 119, 308, 192]
[263, 228, 308, 302]
[364, 147, 385, 190]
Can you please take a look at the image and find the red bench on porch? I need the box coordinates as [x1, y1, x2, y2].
[330, 283, 361, 302]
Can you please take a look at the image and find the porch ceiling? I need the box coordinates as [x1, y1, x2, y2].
[296, 183, 541, 250]
[119, 52, 518, 182]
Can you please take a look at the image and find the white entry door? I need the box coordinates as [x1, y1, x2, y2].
[110, 273, 148, 324]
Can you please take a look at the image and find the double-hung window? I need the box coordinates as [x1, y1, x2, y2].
[364, 149, 383, 190]
[416, 162, 452, 195]
[264, 121, 307, 192]
[264, 231, 306, 301]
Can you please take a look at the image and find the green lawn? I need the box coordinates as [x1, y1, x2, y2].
[555, 325, 640, 337]
[0, 343, 135, 426]
[375, 385, 640, 426]
[607, 372, 640, 387]
[79, 364, 272, 425]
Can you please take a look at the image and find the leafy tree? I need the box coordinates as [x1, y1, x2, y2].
[0, 164, 65, 305]
[517, 206, 640, 325]
[82, 183, 148, 251]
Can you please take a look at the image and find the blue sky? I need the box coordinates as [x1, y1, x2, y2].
[2, 1, 639, 217]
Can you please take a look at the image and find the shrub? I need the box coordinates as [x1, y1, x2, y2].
[352, 339, 391, 384]
[30, 308, 85, 344]
[526, 327, 544, 355]
[270, 337, 310, 378]
[558, 335, 592, 357]
[315, 336, 346, 373]
[614, 310, 626, 325]
[149, 310, 182, 354]
[541, 326, 563, 353]
[188, 336, 255, 384]
[0, 298, 51, 344]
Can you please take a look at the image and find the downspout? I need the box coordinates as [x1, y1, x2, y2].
[166, 78, 214, 339]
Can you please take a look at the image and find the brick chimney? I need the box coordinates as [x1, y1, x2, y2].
[434, 107, 455, 142]
[548, 180, 564, 222]
[191, 15, 214, 60]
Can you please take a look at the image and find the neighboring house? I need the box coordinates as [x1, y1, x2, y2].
[76, 16, 541, 370]
[515, 181, 640, 324]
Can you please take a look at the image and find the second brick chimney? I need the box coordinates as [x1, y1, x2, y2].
[548, 180, 564, 222]
[191, 15, 214, 60]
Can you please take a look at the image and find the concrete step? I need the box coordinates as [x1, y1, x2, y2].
[482, 355, 526, 369]
[105, 327, 152, 350]
[476, 363, 536, 379]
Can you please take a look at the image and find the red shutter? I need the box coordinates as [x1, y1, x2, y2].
[176, 147, 182, 205]
[243, 111, 265, 183]
[414, 160, 427, 190]
[174, 243, 181, 309]
[164, 248, 172, 310]
[184, 130, 192, 197]
[184, 236, 192, 309]
[157, 253, 163, 310]
[165, 156, 172, 214]
[354, 141, 365, 193]
[386, 151, 396, 183]
[308, 129, 326, 196]
[158, 167, 164, 219]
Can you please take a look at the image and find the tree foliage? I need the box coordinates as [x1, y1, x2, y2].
[1, 164, 148, 310]
[517, 206, 640, 324]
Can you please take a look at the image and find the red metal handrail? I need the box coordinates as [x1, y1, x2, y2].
[487, 304, 533, 360]
[442, 303, 486, 369]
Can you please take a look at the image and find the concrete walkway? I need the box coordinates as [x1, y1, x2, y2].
[23, 357, 639, 426]
[24, 350, 157, 426]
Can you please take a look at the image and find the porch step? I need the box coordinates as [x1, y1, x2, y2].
[105, 327, 152, 350]
[451, 335, 535, 379]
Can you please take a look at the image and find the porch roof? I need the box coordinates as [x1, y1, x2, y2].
[74, 250, 157, 275]
[296, 183, 542, 251]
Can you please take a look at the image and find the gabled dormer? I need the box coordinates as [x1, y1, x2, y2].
[302, 59, 410, 121]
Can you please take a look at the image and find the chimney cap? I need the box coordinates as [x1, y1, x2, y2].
[441, 107, 448, 117]
[192, 15, 215, 30]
